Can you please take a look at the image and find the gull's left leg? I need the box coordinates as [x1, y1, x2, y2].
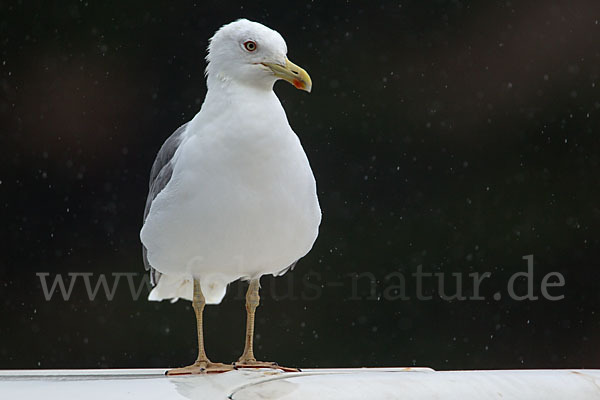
[233, 278, 300, 372]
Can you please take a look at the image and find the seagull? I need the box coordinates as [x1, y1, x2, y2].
[140, 19, 321, 374]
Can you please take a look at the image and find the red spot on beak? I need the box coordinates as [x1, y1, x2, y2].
[293, 79, 303, 89]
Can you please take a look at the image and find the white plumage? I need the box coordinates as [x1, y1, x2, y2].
[140, 19, 321, 305]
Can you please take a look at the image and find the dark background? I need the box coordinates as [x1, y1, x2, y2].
[1, 0, 599, 370]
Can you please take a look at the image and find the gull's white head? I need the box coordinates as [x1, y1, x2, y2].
[206, 19, 312, 92]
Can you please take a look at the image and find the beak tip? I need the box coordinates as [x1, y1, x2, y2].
[269, 58, 313, 93]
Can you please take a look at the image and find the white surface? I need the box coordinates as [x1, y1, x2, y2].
[2, 368, 600, 400]
[140, 19, 320, 304]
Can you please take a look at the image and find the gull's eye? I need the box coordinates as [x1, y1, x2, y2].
[243, 40, 257, 52]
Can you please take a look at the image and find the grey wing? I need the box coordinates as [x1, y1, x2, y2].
[142, 122, 189, 286]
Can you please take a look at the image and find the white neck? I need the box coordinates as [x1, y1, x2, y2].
[206, 71, 276, 94]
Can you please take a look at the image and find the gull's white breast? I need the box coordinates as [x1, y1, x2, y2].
[140, 89, 321, 303]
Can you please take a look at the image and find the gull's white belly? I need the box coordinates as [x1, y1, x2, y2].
[140, 131, 321, 285]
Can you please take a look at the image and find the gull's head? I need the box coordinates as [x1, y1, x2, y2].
[206, 19, 312, 93]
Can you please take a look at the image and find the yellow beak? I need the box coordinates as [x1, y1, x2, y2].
[262, 57, 312, 93]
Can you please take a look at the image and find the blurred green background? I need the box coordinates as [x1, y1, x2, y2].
[1, 0, 599, 370]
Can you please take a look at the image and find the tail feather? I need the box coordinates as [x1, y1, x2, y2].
[148, 274, 193, 302]
[148, 273, 228, 304]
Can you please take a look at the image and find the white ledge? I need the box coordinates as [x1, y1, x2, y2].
[1, 367, 599, 399]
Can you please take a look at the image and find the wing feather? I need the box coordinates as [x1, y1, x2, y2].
[142, 122, 189, 286]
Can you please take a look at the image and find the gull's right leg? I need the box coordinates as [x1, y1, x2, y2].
[167, 278, 233, 375]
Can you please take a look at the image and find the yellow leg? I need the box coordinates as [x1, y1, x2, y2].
[234, 279, 300, 372]
[237, 279, 260, 363]
[167, 279, 233, 375]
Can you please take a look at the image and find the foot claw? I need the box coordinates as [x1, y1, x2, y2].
[167, 361, 234, 375]
[233, 360, 300, 373]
